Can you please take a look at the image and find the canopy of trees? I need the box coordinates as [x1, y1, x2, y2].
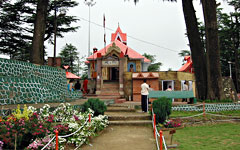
[133, 0, 239, 101]
[58, 43, 79, 74]
[143, 53, 162, 72]
[0, 0, 79, 63]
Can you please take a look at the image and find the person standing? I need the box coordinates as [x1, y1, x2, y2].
[83, 79, 88, 94]
[74, 80, 81, 91]
[68, 79, 74, 91]
[182, 81, 189, 102]
[183, 81, 189, 91]
[141, 79, 149, 112]
[166, 85, 172, 91]
[148, 85, 154, 104]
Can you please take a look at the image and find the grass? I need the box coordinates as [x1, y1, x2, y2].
[170, 110, 240, 118]
[170, 111, 202, 118]
[208, 110, 240, 117]
[173, 123, 240, 150]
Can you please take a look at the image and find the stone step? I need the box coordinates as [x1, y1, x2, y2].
[109, 103, 137, 108]
[100, 92, 120, 96]
[107, 114, 151, 121]
[107, 104, 130, 108]
[87, 95, 121, 100]
[102, 84, 119, 88]
[109, 120, 152, 125]
[101, 85, 119, 88]
[107, 106, 136, 112]
[115, 98, 126, 104]
[101, 89, 119, 93]
[105, 111, 150, 115]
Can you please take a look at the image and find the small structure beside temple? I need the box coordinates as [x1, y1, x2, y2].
[178, 56, 193, 73]
[132, 72, 159, 101]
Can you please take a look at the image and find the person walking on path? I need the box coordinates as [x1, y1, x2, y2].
[141, 79, 149, 112]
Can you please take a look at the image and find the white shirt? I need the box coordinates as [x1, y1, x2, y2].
[183, 84, 188, 91]
[141, 83, 149, 95]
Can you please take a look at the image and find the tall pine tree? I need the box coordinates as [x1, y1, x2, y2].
[0, 0, 79, 62]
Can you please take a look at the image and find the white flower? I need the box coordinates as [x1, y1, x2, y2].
[28, 106, 37, 113]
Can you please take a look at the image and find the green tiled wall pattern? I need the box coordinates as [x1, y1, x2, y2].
[0, 58, 82, 105]
[172, 103, 240, 112]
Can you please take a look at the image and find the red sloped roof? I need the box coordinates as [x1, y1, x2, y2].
[66, 72, 80, 79]
[178, 63, 193, 72]
[111, 26, 127, 42]
[87, 40, 150, 63]
[178, 56, 193, 73]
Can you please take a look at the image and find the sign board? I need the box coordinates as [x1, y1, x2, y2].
[102, 60, 119, 67]
[169, 129, 176, 134]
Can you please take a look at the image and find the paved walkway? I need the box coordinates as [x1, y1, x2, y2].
[81, 103, 157, 150]
[80, 125, 157, 150]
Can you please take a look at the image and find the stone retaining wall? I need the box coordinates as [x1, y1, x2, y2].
[0, 58, 82, 105]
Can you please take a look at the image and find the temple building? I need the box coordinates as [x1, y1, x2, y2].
[86, 26, 151, 96]
[86, 26, 196, 101]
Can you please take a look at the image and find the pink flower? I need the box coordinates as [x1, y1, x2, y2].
[74, 115, 79, 121]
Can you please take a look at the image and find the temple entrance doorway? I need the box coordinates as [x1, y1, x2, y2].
[110, 67, 119, 81]
[102, 66, 119, 83]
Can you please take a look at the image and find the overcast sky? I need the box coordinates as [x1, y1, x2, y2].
[1, 0, 234, 71]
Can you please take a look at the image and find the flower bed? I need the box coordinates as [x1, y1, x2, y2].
[0, 103, 109, 150]
[157, 118, 183, 131]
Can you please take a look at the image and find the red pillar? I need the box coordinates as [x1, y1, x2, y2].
[203, 102, 206, 117]
[55, 130, 59, 150]
[159, 130, 163, 150]
[89, 114, 91, 123]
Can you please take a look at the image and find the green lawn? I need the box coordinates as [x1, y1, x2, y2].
[170, 111, 202, 118]
[208, 110, 240, 117]
[174, 123, 240, 150]
[170, 110, 240, 118]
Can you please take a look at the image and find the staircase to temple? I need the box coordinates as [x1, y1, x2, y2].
[87, 81, 126, 103]
[100, 81, 119, 96]
[105, 103, 152, 125]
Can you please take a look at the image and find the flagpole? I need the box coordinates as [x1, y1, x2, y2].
[104, 14, 106, 54]
[84, 0, 96, 57]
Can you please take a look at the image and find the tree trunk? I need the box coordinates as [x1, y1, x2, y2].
[30, 0, 49, 65]
[182, 0, 207, 100]
[233, 14, 239, 92]
[201, 0, 225, 100]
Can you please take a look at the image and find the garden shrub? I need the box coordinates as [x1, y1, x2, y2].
[82, 98, 107, 116]
[152, 97, 172, 124]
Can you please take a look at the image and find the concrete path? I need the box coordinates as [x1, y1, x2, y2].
[80, 125, 157, 150]
[81, 103, 157, 150]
